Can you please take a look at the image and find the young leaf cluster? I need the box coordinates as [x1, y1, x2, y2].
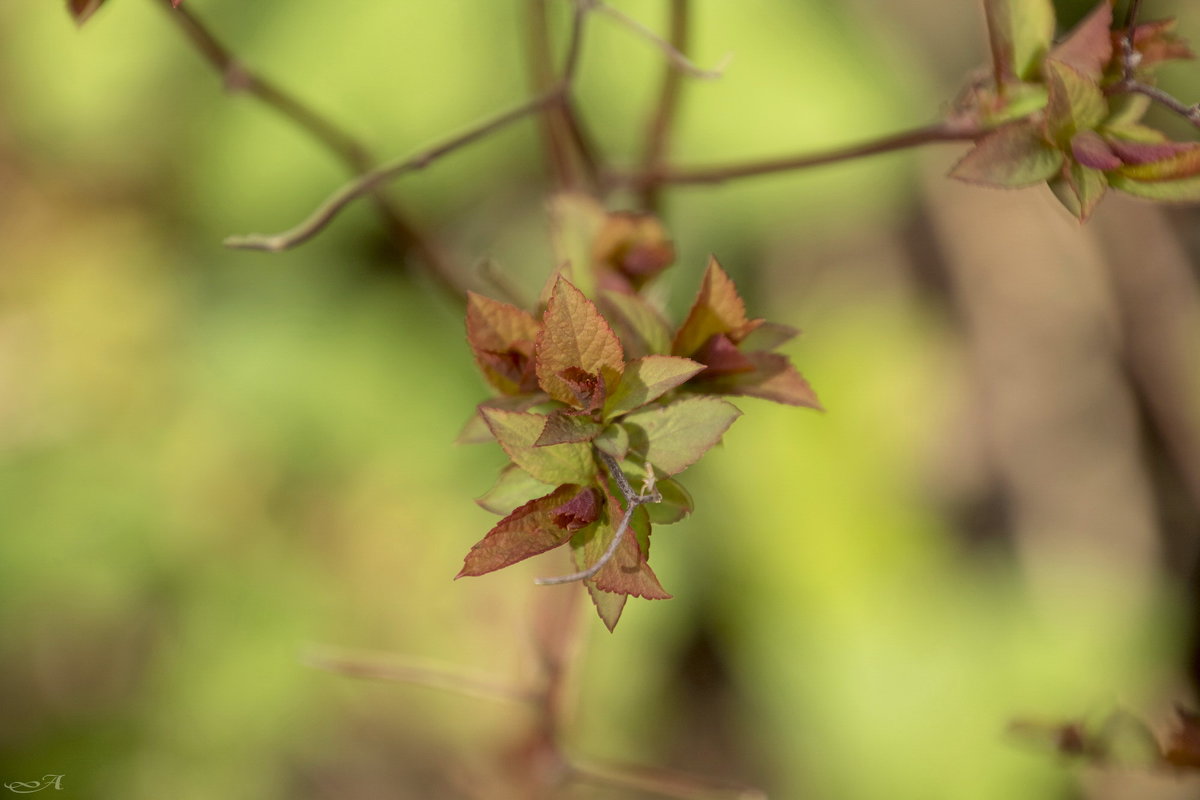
[458, 222, 819, 630]
[953, 0, 1199, 220]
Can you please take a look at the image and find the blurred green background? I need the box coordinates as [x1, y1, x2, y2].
[2, 1, 1199, 798]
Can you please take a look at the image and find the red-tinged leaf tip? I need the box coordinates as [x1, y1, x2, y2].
[551, 487, 600, 531]
[603, 355, 706, 419]
[694, 334, 756, 376]
[1070, 130, 1122, 171]
[457, 485, 582, 578]
[696, 351, 824, 409]
[592, 212, 676, 290]
[466, 292, 540, 395]
[1048, 1, 1114, 80]
[622, 396, 742, 476]
[1128, 19, 1196, 72]
[672, 257, 751, 357]
[535, 277, 624, 408]
[949, 122, 1064, 188]
[68, 0, 107, 24]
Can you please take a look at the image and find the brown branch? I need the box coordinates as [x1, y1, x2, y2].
[637, 0, 690, 212]
[225, 0, 592, 253]
[569, 759, 767, 800]
[613, 120, 983, 190]
[155, 0, 466, 302]
[534, 450, 661, 586]
[591, 0, 730, 80]
[1108, 0, 1200, 129]
[303, 647, 535, 704]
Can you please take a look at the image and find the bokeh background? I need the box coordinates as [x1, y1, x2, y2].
[2, 0, 1199, 798]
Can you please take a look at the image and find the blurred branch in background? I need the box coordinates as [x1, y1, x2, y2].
[155, 0, 467, 301]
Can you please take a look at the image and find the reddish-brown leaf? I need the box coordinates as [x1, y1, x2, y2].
[672, 257, 753, 357]
[457, 484, 583, 578]
[579, 493, 670, 600]
[694, 334, 756, 376]
[551, 487, 600, 531]
[535, 277, 625, 408]
[697, 351, 823, 409]
[1070, 130, 1122, 170]
[466, 292, 541, 395]
[592, 212, 676, 291]
[1128, 19, 1196, 72]
[1049, 1, 1114, 80]
[1106, 137, 1192, 166]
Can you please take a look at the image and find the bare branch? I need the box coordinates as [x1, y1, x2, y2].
[225, 0, 592, 253]
[303, 646, 535, 704]
[638, 0, 691, 212]
[534, 451, 661, 586]
[589, 0, 731, 80]
[569, 758, 767, 800]
[1107, 0, 1200, 129]
[612, 120, 983, 190]
[155, 0, 466, 301]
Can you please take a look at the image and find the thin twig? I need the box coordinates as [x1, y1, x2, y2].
[1107, 0, 1200, 129]
[528, 0, 577, 188]
[303, 647, 535, 704]
[155, 0, 466, 302]
[569, 759, 768, 800]
[589, 0, 731, 81]
[638, 0, 690, 212]
[534, 451, 660, 586]
[225, 0, 592, 253]
[612, 120, 983, 189]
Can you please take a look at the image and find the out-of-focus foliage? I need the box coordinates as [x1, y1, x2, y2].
[1, 1, 1196, 798]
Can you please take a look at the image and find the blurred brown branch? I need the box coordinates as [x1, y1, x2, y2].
[154, 0, 467, 302]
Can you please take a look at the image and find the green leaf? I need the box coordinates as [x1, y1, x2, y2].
[535, 411, 604, 446]
[481, 408, 596, 484]
[535, 277, 625, 408]
[465, 292, 540, 395]
[950, 122, 1064, 188]
[1102, 94, 1153, 130]
[603, 356, 705, 419]
[1044, 60, 1108, 143]
[600, 290, 673, 358]
[593, 424, 630, 461]
[621, 396, 742, 476]
[1050, 163, 1108, 221]
[476, 465, 557, 516]
[456, 394, 550, 445]
[583, 582, 627, 632]
[457, 484, 587, 577]
[672, 257, 753, 357]
[984, 0, 1055, 84]
[1047, 1, 1113, 80]
[1109, 173, 1200, 201]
